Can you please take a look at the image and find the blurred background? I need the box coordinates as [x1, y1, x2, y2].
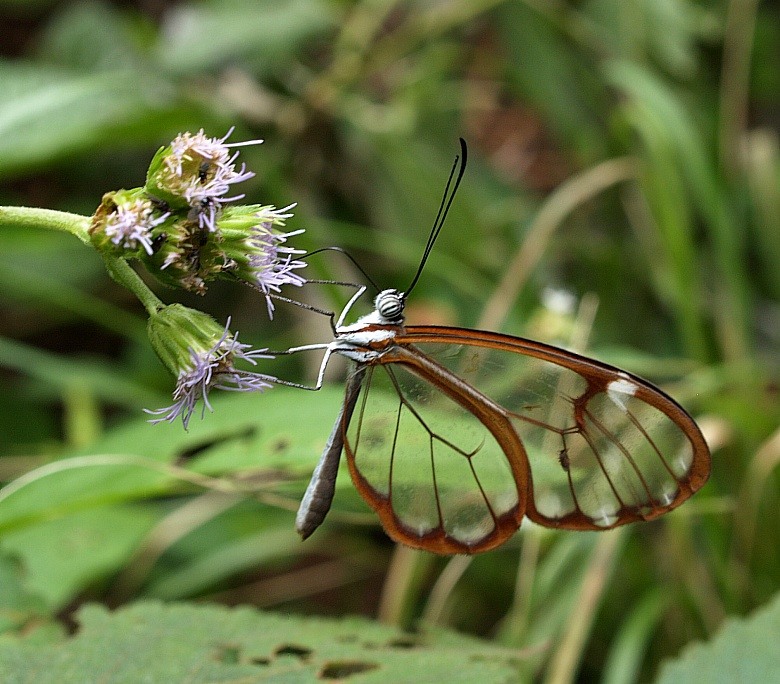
[0, 0, 778, 680]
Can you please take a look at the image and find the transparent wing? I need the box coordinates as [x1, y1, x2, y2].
[389, 327, 711, 532]
[343, 361, 529, 554]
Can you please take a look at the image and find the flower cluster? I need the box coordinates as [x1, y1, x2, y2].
[90, 129, 307, 304]
[88, 129, 311, 428]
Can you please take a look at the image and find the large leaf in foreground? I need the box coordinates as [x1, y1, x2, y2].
[0, 387, 346, 533]
[0, 601, 524, 683]
[658, 591, 780, 683]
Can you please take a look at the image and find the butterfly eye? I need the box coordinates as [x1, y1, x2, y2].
[375, 290, 404, 322]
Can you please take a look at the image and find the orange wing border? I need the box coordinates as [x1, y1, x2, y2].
[397, 326, 711, 526]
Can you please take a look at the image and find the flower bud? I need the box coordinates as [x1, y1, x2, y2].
[147, 304, 228, 376]
[137, 203, 306, 308]
[146, 304, 276, 428]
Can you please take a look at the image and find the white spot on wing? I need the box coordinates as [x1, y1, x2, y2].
[594, 508, 618, 527]
[493, 490, 519, 515]
[607, 378, 638, 412]
[416, 521, 435, 536]
[660, 484, 677, 506]
[451, 519, 495, 545]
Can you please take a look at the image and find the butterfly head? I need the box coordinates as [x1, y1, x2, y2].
[374, 289, 405, 324]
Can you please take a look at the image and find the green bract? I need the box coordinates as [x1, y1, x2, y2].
[147, 304, 228, 377]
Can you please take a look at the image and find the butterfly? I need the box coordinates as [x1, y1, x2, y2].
[291, 140, 711, 555]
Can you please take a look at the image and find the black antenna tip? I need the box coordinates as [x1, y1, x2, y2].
[404, 138, 469, 296]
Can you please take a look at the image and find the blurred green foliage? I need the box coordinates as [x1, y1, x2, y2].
[0, 0, 778, 681]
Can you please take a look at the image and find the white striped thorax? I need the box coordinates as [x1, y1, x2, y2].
[331, 289, 406, 363]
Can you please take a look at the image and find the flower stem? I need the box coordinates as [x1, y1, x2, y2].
[0, 205, 165, 315]
[0, 206, 92, 244]
[102, 255, 163, 315]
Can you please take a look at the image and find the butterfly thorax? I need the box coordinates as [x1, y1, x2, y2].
[333, 289, 406, 361]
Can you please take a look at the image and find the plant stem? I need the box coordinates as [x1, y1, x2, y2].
[0, 206, 91, 244]
[0, 205, 164, 316]
[102, 255, 163, 316]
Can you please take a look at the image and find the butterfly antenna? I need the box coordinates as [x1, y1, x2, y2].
[304, 246, 381, 292]
[404, 138, 468, 297]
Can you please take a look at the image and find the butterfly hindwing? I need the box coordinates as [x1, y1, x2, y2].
[342, 355, 529, 554]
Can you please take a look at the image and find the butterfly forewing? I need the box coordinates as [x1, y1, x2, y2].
[344, 359, 528, 554]
[391, 327, 710, 532]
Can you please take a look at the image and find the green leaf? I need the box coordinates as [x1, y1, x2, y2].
[34, 1, 147, 71]
[0, 505, 159, 612]
[0, 387, 346, 534]
[602, 588, 669, 684]
[141, 524, 298, 601]
[497, 2, 609, 160]
[605, 59, 751, 362]
[0, 601, 524, 682]
[0, 63, 175, 177]
[0, 334, 161, 410]
[156, 0, 337, 74]
[657, 592, 780, 683]
[616, 92, 708, 361]
[77, 385, 347, 475]
[0, 552, 50, 636]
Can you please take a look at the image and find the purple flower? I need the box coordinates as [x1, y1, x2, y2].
[90, 191, 170, 258]
[154, 128, 262, 232]
[246, 205, 307, 315]
[146, 306, 276, 429]
[103, 199, 169, 254]
[208, 203, 308, 316]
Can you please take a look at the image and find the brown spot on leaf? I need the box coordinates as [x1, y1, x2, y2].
[319, 660, 380, 679]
